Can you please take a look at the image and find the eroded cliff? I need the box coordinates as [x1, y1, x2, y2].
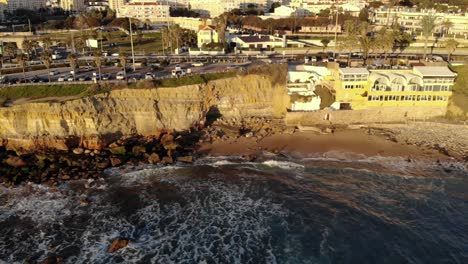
[0, 74, 289, 150]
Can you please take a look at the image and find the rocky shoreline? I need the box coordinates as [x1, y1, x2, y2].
[1, 119, 466, 187]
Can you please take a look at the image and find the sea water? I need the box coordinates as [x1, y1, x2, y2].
[0, 153, 467, 263]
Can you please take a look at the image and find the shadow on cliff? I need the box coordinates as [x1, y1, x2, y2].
[205, 106, 222, 127]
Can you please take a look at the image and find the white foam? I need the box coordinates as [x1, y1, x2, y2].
[262, 160, 305, 170]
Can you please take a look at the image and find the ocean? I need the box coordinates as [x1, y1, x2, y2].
[0, 152, 467, 263]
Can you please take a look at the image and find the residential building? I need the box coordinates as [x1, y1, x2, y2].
[270, 5, 309, 17]
[197, 25, 219, 47]
[0, 0, 6, 21]
[232, 35, 306, 49]
[290, 0, 365, 16]
[108, 0, 125, 11]
[3, 0, 47, 13]
[117, 1, 170, 20]
[60, 0, 86, 11]
[299, 24, 341, 34]
[372, 7, 468, 37]
[332, 66, 456, 110]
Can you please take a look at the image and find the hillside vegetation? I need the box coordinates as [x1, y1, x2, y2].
[447, 64, 468, 121]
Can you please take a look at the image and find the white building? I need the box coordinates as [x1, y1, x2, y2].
[290, 0, 365, 16]
[270, 5, 309, 17]
[108, 0, 125, 11]
[372, 7, 468, 37]
[59, 0, 86, 11]
[117, 1, 170, 20]
[3, 0, 47, 13]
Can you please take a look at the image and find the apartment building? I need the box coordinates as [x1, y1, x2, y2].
[59, 0, 86, 11]
[372, 7, 468, 36]
[333, 66, 456, 110]
[117, 1, 170, 20]
[290, 0, 365, 15]
[2, 0, 47, 13]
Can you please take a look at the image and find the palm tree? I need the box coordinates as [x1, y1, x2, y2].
[67, 53, 78, 81]
[375, 27, 396, 60]
[94, 51, 103, 81]
[440, 19, 453, 39]
[41, 52, 52, 82]
[214, 13, 228, 45]
[22, 39, 33, 60]
[42, 37, 53, 52]
[420, 15, 436, 59]
[16, 53, 27, 82]
[119, 53, 128, 81]
[321, 39, 330, 52]
[445, 39, 459, 62]
[4, 43, 17, 62]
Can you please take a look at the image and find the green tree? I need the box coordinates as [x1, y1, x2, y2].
[375, 27, 396, 60]
[214, 13, 228, 45]
[16, 53, 27, 82]
[22, 39, 33, 59]
[67, 53, 78, 80]
[321, 39, 330, 52]
[4, 43, 17, 62]
[440, 19, 453, 39]
[337, 37, 356, 65]
[358, 8, 369, 22]
[42, 37, 53, 52]
[445, 39, 459, 62]
[269, 2, 281, 13]
[41, 51, 52, 82]
[420, 15, 436, 59]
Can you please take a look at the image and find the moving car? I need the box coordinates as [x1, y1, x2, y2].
[191, 62, 204, 67]
[50, 70, 60, 76]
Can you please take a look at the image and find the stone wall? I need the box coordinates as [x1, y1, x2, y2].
[285, 106, 447, 126]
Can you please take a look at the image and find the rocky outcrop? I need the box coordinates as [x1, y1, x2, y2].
[0, 74, 289, 150]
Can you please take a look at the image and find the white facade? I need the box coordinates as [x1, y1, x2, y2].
[270, 5, 308, 17]
[60, 0, 86, 11]
[3, 0, 47, 12]
[108, 0, 125, 11]
[290, 0, 365, 15]
[117, 1, 170, 20]
[373, 7, 468, 37]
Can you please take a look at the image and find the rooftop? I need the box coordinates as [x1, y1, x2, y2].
[238, 36, 272, 43]
[339, 68, 369, 75]
[413, 66, 457, 77]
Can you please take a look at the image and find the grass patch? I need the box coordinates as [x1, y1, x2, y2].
[240, 64, 287, 86]
[0, 84, 93, 99]
[314, 85, 335, 109]
[149, 71, 237, 88]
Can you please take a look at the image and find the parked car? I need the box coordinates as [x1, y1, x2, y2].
[102, 74, 111, 80]
[116, 71, 125, 80]
[191, 62, 204, 67]
[57, 76, 66, 82]
[67, 75, 74, 81]
[78, 76, 90, 81]
[50, 70, 60, 76]
[171, 69, 186, 77]
[82, 66, 94, 72]
[145, 72, 154, 80]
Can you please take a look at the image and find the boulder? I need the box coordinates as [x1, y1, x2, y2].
[4, 156, 28, 168]
[110, 157, 123, 167]
[177, 156, 193, 163]
[96, 160, 110, 169]
[108, 238, 129, 253]
[161, 156, 173, 165]
[59, 175, 71, 181]
[147, 153, 160, 164]
[72, 148, 84, 155]
[132, 145, 146, 154]
[109, 146, 126, 155]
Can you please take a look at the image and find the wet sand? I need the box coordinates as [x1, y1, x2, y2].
[198, 129, 447, 161]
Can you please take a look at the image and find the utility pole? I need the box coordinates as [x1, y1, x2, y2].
[28, 19, 31, 34]
[129, 17, 136, 72]
[333, 8, 339, 58]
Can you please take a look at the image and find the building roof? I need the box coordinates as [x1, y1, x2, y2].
[339, 68, 369, 75]
[238, 36, 271, 43]
[413, 66, 457, 77]
[198, 25, 216, 31]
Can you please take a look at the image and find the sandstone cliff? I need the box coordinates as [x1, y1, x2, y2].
[0, 74, 289, 150]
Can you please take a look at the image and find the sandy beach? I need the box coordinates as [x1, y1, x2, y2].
[197, 129, 448, 161]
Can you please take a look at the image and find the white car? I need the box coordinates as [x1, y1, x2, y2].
[191, 62, 204, 67]
[116, 71, 125, 80]
[171, 69, 186, 77]
[145, 72, 154, 80]
[57, 76, 66, 82]
[50, 70, 60, 76]
[67, 75, 74, 81]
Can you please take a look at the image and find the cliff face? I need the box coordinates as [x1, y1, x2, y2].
[0, 75, 289, 150]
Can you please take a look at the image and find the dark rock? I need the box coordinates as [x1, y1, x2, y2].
[72, 148, 84, 155]
[132, 145, 146, 154]
[161, 156, 174, 165]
